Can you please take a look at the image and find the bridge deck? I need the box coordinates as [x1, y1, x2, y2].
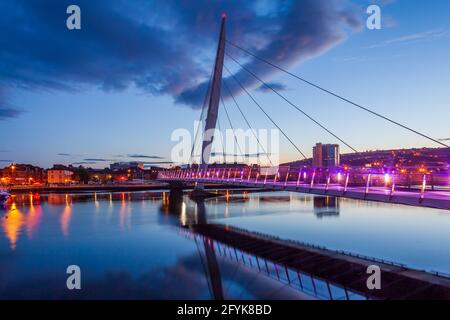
[188, 224, 450, 300]
[161, 177, 450, 210]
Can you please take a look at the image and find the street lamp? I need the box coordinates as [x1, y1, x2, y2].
[11, 165, 16, 185]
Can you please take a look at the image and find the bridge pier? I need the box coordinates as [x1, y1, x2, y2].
[190, 184, 220, 200]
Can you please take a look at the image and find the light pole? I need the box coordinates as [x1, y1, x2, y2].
[11, 165, 16, 185]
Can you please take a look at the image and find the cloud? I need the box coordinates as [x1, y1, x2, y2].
[0, 107, 22, 120]
[0, 160, 13, 162]
[0, 0, 361, 114]
[142, 161, 174, 165]
[257, 82, 288, 92]
[0, 87, 23, 120]
[57, 153, 72, 156]
[71, 161, 97, 165]
[368, 29, 450, 49]
[438, 138, 450, 142]
[176, 0, 362, 106]
[83, 158, 116, 162]
[127, 154, 165, 159]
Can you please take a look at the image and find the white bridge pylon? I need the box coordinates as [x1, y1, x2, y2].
[196, 15, 227, 191]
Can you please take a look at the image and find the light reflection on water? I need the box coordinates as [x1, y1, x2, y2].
[0, 190, 449, 299]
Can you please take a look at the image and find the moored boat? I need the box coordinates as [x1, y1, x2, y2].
[0, 189, 11, 207]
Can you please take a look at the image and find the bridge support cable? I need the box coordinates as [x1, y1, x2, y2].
[216, 116, 227, 163]
[226, 53, 358, 153]
[226, 41, 449, 148]
[224, 64, 308, 160]
[190, 70, 214, 164]
[222, 81, 274, 166]
[219, 95, 246, 163]
[194, 237, 214, 299]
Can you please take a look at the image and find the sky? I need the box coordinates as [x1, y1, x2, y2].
[0, 0, 449, 168]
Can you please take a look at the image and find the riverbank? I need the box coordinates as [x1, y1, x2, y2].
[7, 183, 255, 194]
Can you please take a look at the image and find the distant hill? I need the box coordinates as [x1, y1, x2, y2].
[282, 147, 450, 170]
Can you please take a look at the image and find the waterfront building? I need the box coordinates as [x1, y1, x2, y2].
[47, 169, 74, 184]
[313, 143, 340, 167]
[0, 163, 46, 185]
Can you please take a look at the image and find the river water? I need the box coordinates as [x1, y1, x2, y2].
[0, 190, 449, 299]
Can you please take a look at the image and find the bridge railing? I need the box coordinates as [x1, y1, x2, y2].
[158, 166, 450, 201]
[157, 167, 449, 198]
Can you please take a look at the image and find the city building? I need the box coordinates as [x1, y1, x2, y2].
[313, 143, 340, 167]
[0, 163, 46, 185]
[47, 170, 74, 184]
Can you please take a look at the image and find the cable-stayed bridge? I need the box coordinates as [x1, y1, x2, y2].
[158, 15, 449, 210]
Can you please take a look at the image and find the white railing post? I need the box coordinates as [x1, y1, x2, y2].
[365, 173, 372, 197]
[310, 169, 316, 191]
[325, 172, 331, 192]
[344, 173, 350, 194]
[420, 174, 427, 202]
[284, 167, 290, 187]
[296, 169, 302, 188]
[389, 175, 396, 200]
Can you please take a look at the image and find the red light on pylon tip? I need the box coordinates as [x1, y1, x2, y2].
[222, 12, 227, 19]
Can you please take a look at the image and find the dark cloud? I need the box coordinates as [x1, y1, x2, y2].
[142, 161, 173, 165]
[71, 161, 97, 165]
[175, 0, 362, 106]
[57, 153, 72, 156]
[257, 82, 288, 92]
[0, 87, 23, 120]
[0, 160, 13, 162]
[127, 154, 165, 159]
[0, 107, 22, 120]
[0, 0, 361, 114]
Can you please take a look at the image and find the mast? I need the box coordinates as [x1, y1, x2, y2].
[194, 15, 226, 192]
[200, 15, 227, 167]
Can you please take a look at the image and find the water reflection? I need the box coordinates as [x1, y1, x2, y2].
[60, 202, 72, 237]
[26, 196, 42, 239]
[2, 202, 25, 250]
[0, 189, 449, 299]
[313, 196, 340, 218]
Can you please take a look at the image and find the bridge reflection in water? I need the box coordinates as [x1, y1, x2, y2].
[3, 190, 450, 299]
[160, 190, 450, 300]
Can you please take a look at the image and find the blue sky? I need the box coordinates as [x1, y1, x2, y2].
[0, 0, 449, 168]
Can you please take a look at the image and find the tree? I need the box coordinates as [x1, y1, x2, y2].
[72, 166, 90, 184]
